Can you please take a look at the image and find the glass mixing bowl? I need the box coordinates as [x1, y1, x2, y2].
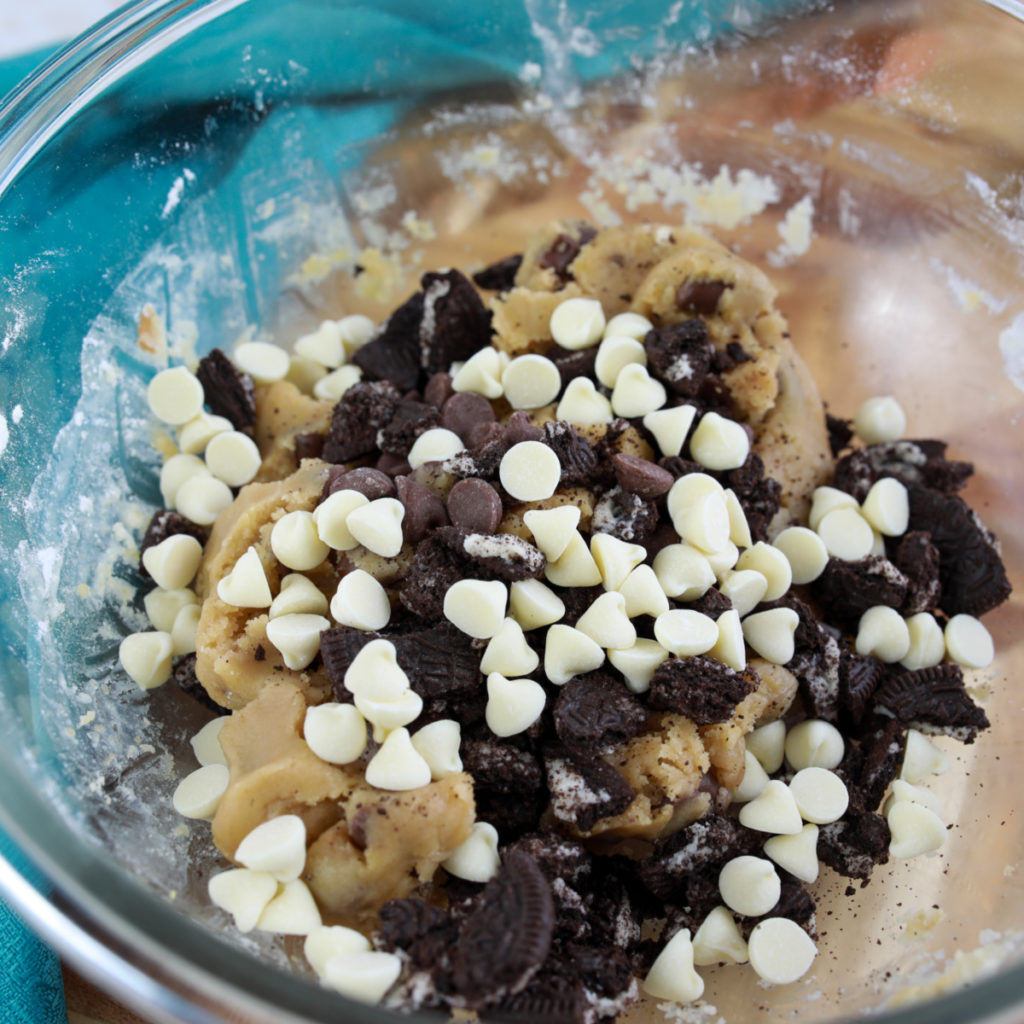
[1, 0, 1023, 1021]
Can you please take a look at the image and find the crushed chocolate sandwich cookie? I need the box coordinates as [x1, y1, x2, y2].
[120, 221, 1009, 1015]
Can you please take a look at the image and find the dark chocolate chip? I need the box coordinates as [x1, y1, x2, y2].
[322, 466, 397, 502]
[447, 478, 504, 534]
[442, 391, 496, 443]
[420, 269, 493, 377]
[644, 319, 714, 398]
[647, 655, 754, 725]
[611, 453, 674, 499]
[322, 380, 402, 463]
[352, 291, 423, 391]
[139, 510, 208, 577]
[377, 399, 442, 456]
[195, 348, 256, 432]
[473, 254, 523, 292]
[395, 475, 448, 544]
[675, 279, 730, 316]
[423, 371, 455, 408]
[874, 663, 989, 742]
[553, 673, 648, 753]
[293, 432, 325, 462]
[503, 411, 545, 446]
[711, 340, 752, 373]
[537, 225, 596, 284]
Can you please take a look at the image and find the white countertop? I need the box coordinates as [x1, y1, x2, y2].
[0, 0, 125, 60]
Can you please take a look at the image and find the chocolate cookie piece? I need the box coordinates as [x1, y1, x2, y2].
[813, 556, 909, 630]
[818, 809, 890, 880]
[322, 380, 402, 463]
[390, 621, 482, 701]
[553, 673, 648, 753]
[722, 453, 781, 543]
[591, 487, 659, 546]
[838, 717, 906, 812]
[826, 412, 854, 457]
[195, 348, 256, 431]
[504, 833, 593, 888]
[890, 530, 942, 614]
[549, 349, 598, 390]
[352, 291, 424, 391]
[321, 627, 379, 700]
[171, 653, 227, 715]
[874, 663, 989, 743]
[643, 320, 714, 398]
[473, 254, 523, 292]
[395, 475, 448, 544]
[540, 421, 597, 487]
[399, 534, 471, 620]
[838, 648, 885, 727]
[689, 587, 734, 619]
[832, 439, 973, 501]
[377, 399, 441, 456]
[648, 655, 754, 725]
[484, 962, 587, 1024]
[546, 751, 635, 832]
[436, 527, 546, 582]
[293, 432, 325, 462]
[906, 485, 1011, 617]
[420, 269, 493, 377]
[139, 510, 208, 576]
[452, 850, 555, 1007]
[463, 740, 545, 796]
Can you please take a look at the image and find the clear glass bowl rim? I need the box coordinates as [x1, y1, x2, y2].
[2, 1, 1024, 1021]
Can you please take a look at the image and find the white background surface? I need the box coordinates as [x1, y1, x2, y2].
[0, 0, 126, 59]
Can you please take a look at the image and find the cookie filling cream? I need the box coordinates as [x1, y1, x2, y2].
[121, 220, 1009, 1018]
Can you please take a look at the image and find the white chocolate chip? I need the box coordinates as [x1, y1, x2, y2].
[265, 609, 330, 670]
[480, 617, 540, 677]
[313, 364, 363, 402]
[703, 540, 739, 578]
[730, 749, 770, 804]
[617, 564, 670, 618]
[718, 856, 781, 917]
[817, 505, 875, 562]
[442, 821, 501, 883]
[693, 907, 749, 966]
[444, 578, 508, 639]
[808, 486, 858, 532]
[295, 320, 346, 368]
[710, 608, 746, 672]
[321, 951, 402, 1003]
[771, 526, 828, 585]
[718, 569, 768, 618]
[747, 917, 817, 984]
[667, 474, 723, 524]
[286, 356, 328, 395]
[364, 727, 432, 791]
[689, 412, 750, 471]
[172, 763, 230, 820]
[523, 505, 581, 562]
[410, 719, 463, 780]
[545, 531, 603, 588]
[177, 411, 233, 454]
[604, 311, 652, 341]
[550, 296, 606, 350]
[330, 569, 391, 631]
[500, 441, 562, 502]
[738, 779, 803, 835]
[144, 586, 199, 633]
[869, 527, 887, 557]
[142, 534, 203, 592]
[610, 363, 667, 418]
[451, 347, 505, 399]
[735, 542, 792, 602]
[901, 729, 949, 784]
[355, 688, 424, 742]
[235, 815, 307, 882]
[643, 929, 704, 1004]
[257, 879, 322, 936]
[313, 489, 370, 551]
[900, 612, 946, 670]
[343, 639, 410, 700]
[855, 605, 911, 663]
[673, 490, 731, 555]
[204, 431, 262, 488]
[742, 607, 799, 665]
[576, 592, 637, 650]
[304, 925, 371, 979]
[887, 800, 946, 858]
[485, 672, 547, 737]
[608, 639, 669, 694]
[170, 602, 201, 656]
[217, 546, 272, 607]
[119, 631, 173, 690]
[654, 609, 718, 657]
[191, 717, 228, 767]
[233, 341, 290, 384]
[784, 719, 844, 771]
[271, 510, 330, 571]
[789, 767, 849, 824]
[652, 543, 715, 601]
[175, 475, 234, 527]
[723, 489, 753, 548]
[270, 573, 328, 619]
[345, 497, 405, 557]
[509, 578, 566, 630]
[854, 395, 907, 445]
[643, 405, 697, 458]
[944, 613, 995, 668]
[336, 314, 376, 354]
[884, 779, 943, 818]
[747, 719, 787, 774]
[160, 453, 211, 508]
[303, 703, 367, 765]
[590, 533, 646, 592]
[861, 477, 909, 536]
[502, 354, 562, 409]
[208, 868, 278, 933]
[595, 334, 647, 388]
[408, 428, 466, 469]
[147, 366, 205, 425]
[544, 623, 605, 685]
[555, 376, 614, 425]
[763, 823, 820, 884]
